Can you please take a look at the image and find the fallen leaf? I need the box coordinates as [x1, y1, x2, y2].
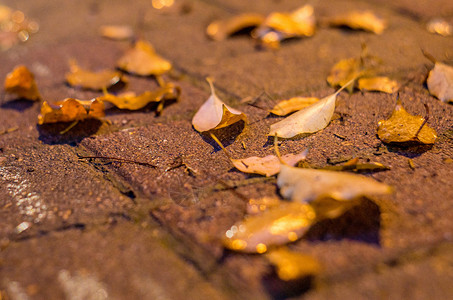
[98, 83, 180, 110]
[377, 101, 437, 144]
[426, 18, 452, 36]
[328, 10, 387, 34]
[65, 60, 125, 91]
[327, 57, 362, 92]
[231, 151, 307, 177]
[192, 78, 247, 132]
[324, 158, 391, 172]
[223, 202, 316, 253]
[426, 62, 453, 103]
[253, 5, 315, 48]
[265, 247, 321, 281]
[277, 164, 392, 203]
[270, 97, 319, 116]
[99, 25, 134, 40]
[358, 76, 399, 94]
[38, 98, 104, 125]
[117, 40, 172, 76]
[247, 196, 282, 215]
[269, 82, 351, 138]
[4, 65, 40, 100]
[206, 13, 265, 41]
[309, 197, 362, 220]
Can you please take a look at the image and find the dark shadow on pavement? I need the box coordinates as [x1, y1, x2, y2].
[38, 119, 102, 145]
[1, 98, 35, 112]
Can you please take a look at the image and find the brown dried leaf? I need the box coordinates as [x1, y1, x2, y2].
[358, 76, 399, 94]
[324, 158, 391, 172]
[117, 40, 172, 76]
[328, 10, 387, 34]
[4, 65, 40, 101]
[99, 25, 134, 40]
[206, 13, 265, 41]
[277, 165, 392, 204]
[65, 60, 125, 91]
[426, 18, 452, 36]
[377, 101, 437, 144]
[38, 98, 104, 125]
[98, 83, 180, 110]
[231, 151, 307, 177]
[223, 202, 316, 253]
[327, 57, 363, 92]
[427, 62, 453, 103]
[192, 78, 247, 132]
[270, 97, 319, 116]
[265, 248, 321, 281]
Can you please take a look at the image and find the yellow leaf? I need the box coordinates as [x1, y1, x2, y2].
[231, 151, 307, 177]
[192, 78, 247, 132]
[327, 57, 362, 92]
[277, 164, 392, 203]
[98, 84, 180, 110]
[266, 248, 321, 281]
[270, 97, 319, 116]
[117, 40, 172, 76]
[377, 101, 437, 144]
[38, 98, 104, 125]
[206, 13, 264, 41]
[328, 10, 387, 34]
[65, 60, 125, 91]
[99, 25, 134, 40]
[223, 202, 316, 253]
[4, 65, 40, 101]
[426, 62, 453, 103]
[426, 18, 452, 37]
[358, 76, 399, 94]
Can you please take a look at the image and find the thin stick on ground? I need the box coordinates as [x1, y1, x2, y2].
[78, 155, 157, 168]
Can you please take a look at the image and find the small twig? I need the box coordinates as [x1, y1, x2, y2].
[414, 103, 430, 138]
[60, 120, 79, 134]
[421, 49, 437, 64]
[78, 155, 157, 168]
[209, 132, 232, 160]
[0, 127, 19, 135]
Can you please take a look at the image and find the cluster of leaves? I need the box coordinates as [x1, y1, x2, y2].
[206, 6, 386, 48]
[4, 39, 180, 127]
[0, 5, 39, 51]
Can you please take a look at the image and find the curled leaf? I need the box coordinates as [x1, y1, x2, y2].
[223, 202, 316, 253]
[277, 164, 392, 204]
[269, 82, 351, 138]
[65, 60, 125, 91]
[99, 25, 134, 40]
[98, 83, 180, 110]
[254, 5, 315, 48]
[247, 196, 282, 215]
[4, 65, 40, 101]
[377, 101, 437, 144]
[192, 78, 247, 132]
[358, 76, 399, 94]
[270, 97, 319, 116]
[231, 151, 307, 177]
[266, 248, 321, 281]
[426, 62, 453, 103]
[328, 10, 387, 34]
[206, 13, 265, 41]
[426, 18, 452, 37]
[117, 40, 172, 76]
[38, 98, 104, 125]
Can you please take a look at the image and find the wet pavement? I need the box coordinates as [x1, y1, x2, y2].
[1, 0, 453, 299]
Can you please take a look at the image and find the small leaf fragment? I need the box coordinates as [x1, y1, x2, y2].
[269, 85, 348, 138]
[223, 202, 316, 253]
[377, 101, 437, 144]
[206, 13, 265, 41]
[426, 18, 452, 36]
[192, 78, 247, 132]
[358, 76, 399, 94]
[426, 62, 453, 103]
[270, 97, 319, 116]
[38, 98, 104, 125]
[65, 60, 125, 91]
[328, 10, 387, 34]
[98, 83, 180, 110]
[117, 40, 172, 76]
[4, 65, 40, 100]
[265, 248, 321, 281]
[231, 151, 307, 177]
[277, 164, 392, 203]
[99, 25, 134, 40]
